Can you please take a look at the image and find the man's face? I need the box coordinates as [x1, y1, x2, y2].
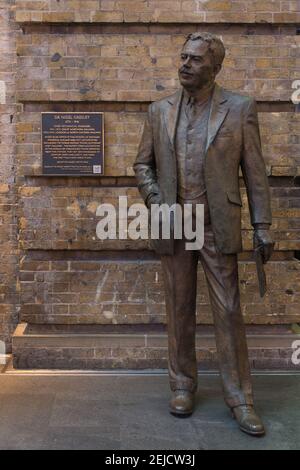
[178, 40, 218, 90]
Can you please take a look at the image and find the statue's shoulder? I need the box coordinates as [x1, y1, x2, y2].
[149, 90, 181, 113]
[221, 87, 255, 108]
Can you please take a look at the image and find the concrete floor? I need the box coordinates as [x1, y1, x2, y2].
[0, 371, 299, 450]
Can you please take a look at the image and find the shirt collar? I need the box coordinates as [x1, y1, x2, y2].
[183, 83, 215, 107]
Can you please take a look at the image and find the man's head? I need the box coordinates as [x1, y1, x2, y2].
[178, 32, 225, 91]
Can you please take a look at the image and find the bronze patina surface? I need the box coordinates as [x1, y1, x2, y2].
[134, 32, 274, 435]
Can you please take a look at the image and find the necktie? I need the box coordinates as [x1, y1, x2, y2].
[187, 96, 197, 121]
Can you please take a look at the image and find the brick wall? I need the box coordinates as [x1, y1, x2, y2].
[16, 32, 299, 102]
[0, 0, 19, 351]
[15, 186, 300, 251]
[16, 109, 300, 177]
[15, 1, 300, 23]
[0, 1, 298, 348]
[19, 258, 300, 326]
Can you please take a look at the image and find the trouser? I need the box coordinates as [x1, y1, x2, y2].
[160, 206, 253, 408]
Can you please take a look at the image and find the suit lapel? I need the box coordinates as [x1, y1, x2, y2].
[163, 85, 229, 152]
[164, 89, 183, 150]
[206, 84, 229, 153]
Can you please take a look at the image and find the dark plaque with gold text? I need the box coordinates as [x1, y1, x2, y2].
[42, 112, 104, 175]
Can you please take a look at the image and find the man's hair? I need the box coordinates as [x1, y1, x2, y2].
[183, 32, 225, 68]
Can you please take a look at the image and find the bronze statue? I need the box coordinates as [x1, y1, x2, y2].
[133, 32, 274, 436]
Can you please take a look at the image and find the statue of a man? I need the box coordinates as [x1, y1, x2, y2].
[133, 32, 274, 436]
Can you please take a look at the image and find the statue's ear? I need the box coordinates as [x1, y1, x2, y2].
[214, 63, 222, 76]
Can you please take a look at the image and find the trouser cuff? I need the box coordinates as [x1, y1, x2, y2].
[225, 395, 254, 409]
[170, 379, 197, 393]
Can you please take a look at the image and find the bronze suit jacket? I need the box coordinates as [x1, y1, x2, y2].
[133, 84, 272, 255]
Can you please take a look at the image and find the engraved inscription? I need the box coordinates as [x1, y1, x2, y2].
[42, 113, 104, 175]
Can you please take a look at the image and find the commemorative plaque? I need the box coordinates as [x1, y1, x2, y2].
[42, 112, 104, 175]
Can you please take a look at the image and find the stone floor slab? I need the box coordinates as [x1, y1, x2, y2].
[0, 373, 299, 450]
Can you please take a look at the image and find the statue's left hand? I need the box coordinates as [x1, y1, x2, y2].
[253, 229, 274, 264]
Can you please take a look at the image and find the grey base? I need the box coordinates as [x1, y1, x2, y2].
[12, 323, 300, 370]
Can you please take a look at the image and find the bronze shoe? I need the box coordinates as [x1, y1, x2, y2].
[169, 390, 195, 417]
[231, 405, 265, 436]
